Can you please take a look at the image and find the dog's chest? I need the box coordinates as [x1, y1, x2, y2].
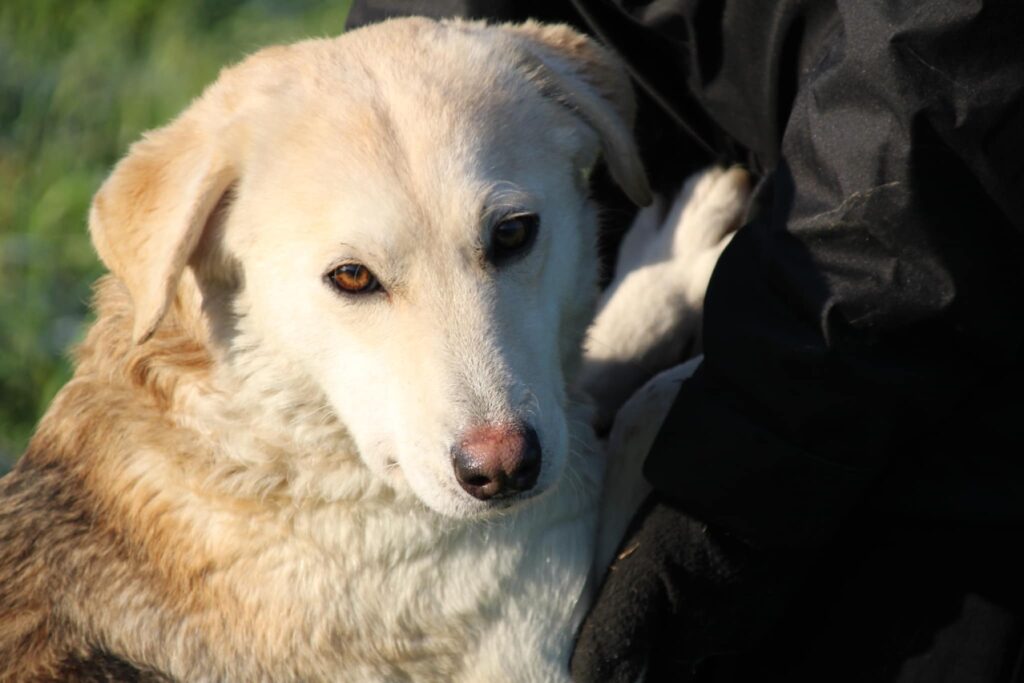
[174, 469, 599, 682]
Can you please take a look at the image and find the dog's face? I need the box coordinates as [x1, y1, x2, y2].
[88, 19, 649, 517]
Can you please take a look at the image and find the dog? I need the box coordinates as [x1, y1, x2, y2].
[0, 17, 747, 681]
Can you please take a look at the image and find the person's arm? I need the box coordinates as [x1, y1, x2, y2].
[646, 0, 1024, 547]
[573, 0, 1024, 678]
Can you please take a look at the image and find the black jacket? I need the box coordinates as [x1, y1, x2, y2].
[574, 0, 1024, 550]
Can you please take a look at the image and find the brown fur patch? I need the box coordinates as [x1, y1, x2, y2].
[0, 280, 213, 681]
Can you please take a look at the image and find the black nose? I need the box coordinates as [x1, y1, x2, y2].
[451, 423, 542, 501]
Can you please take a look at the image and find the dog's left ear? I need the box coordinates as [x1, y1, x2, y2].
[89, 114, 237, 344]
[505, 21, 653, 207]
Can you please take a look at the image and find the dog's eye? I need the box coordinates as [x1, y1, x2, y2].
[327, 263, 381, 295]
[489, 214, 539, 265]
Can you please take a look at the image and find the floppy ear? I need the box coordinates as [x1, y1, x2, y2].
[89, 115, 236, 344]
[505, 21, 652, 207]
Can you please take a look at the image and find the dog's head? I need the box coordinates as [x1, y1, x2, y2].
[88, 18, 649, 517]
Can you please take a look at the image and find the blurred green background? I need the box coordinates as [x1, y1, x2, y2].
[0, 0, 351, 470]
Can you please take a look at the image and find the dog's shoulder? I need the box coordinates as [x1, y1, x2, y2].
[0, 441, 134, 681]
[0, 280, 208, 681]
[0, 408, 196, 682]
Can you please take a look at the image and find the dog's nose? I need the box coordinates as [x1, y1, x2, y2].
[452, 423, 541, 501]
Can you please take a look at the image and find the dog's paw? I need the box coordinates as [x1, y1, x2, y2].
[612, 166, 748, 283]
[604, 165, 750, 316]
[664, 165, 750, 307]
[580, 166, 749, 430]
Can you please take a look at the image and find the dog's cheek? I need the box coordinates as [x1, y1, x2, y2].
[236, 268, 399, 480]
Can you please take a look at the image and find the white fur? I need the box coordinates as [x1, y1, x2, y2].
[580, 166, 749, 431]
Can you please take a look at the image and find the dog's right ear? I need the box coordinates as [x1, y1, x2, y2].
[504, 21, 653, 207]
[89, 114, 236, 344]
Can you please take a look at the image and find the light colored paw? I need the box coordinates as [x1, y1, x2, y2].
[612, 165, 749, 282]
[580, 166, 749, 429]
[664, 165, 750, 306]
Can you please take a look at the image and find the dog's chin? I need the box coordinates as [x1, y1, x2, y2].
[402, 472, 555, 520]
[449, 488, 550, 520]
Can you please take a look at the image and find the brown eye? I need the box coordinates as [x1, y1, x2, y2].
[327, 263, 380, 294]
[489, 213, 539, 265]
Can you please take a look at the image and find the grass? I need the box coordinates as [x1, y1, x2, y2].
[0, 0, 351, 469]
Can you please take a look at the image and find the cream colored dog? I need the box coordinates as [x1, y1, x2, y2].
[0, 17, 747, 682]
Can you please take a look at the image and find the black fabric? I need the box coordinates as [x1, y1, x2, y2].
[570, 0, 1024, 677]
[574, 503, 1024, 683]
[775, 519, 1024, 683]
[718, 518, 1024, 683]
[572, 0, 1024, 549]
[571, 496, 810, 682]
[569, 2, 1024, 678]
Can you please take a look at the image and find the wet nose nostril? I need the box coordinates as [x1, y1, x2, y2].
[452, 423, 543, 501]
[463, 473, 492, 488]
[451, 447, 501, 500]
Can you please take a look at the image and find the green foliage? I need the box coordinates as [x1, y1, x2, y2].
[0, 0, 351, 469]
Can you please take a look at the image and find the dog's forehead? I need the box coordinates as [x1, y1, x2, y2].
[240, 21, 585, 246]
[281, 23, 579, 171]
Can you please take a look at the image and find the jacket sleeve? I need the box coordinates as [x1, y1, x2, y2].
[629, 0, 1024, 548]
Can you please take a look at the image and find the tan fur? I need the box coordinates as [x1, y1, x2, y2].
[1, 280, 210, 681]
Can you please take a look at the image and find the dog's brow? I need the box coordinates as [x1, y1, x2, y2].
[482, 184, 535, 225]
[328, 242, 389, 271]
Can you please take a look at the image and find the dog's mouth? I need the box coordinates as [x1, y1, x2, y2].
[379, 441, 551, 517]
[452, 480, 550, 517]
